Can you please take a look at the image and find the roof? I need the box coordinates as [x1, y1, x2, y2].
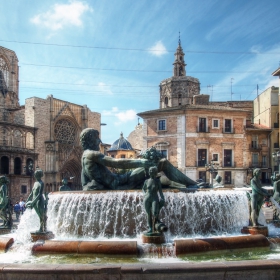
[272, 67, 280, 76]
[108, 132, 134, 151]
[138, 103, 251, 117]
[245, 123, 272, 131]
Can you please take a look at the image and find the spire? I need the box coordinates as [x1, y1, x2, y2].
[173, 35, 186, 77]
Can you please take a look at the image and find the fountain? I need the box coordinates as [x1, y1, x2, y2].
[1, 129, 280, 279]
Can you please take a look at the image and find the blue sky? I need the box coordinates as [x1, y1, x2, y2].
[1, 0, 280, 144]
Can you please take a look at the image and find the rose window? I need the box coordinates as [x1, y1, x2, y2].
[54, 119, 76, 144]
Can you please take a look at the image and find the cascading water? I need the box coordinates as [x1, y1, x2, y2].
[47, 190, 249, 240]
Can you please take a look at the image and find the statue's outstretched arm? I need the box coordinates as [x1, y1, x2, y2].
[251, 181, 270, 196]
[90, 151, 150, 169]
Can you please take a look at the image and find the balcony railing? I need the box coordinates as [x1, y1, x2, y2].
[196, 160, 207, 167]
[222, 161, 236, 168]
[249, 144, 262, 150]
[223, 128, 235, 134]
[197, 126, 210, 133]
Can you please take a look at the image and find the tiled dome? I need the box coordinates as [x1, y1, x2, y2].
[109, 132, 134, 151]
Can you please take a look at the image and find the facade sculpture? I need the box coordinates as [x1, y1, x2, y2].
[0, 176, 12, 228]
[80, 128, 197, 190]
[26, 168, 46, 232]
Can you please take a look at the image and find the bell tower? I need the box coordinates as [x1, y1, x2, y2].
[159, 35, 200, 109]
[173, 34, 186, 77]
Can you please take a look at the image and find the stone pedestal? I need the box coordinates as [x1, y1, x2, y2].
[30, 231, 54, 242]
[0, 227, 13, 235]
[241, 226, 268, 237]
[141, 233, 165, 244]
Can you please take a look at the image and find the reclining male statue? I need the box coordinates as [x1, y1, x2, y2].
[80, 128, 197, 190]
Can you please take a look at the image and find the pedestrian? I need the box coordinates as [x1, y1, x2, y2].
[19, 198, 25, 214]
[14, 201, 20, 221]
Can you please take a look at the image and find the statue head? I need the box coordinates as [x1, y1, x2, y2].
[253, 168, 261, 178]
[62, 178, 68, 186]
[215, 174, 222, 184]
[140, 146, 163, 163]
[149, 166, 158, 177]
[34, 169, 44, 180]
[80, 128, 101, 151]
[0, 175, 8, 185]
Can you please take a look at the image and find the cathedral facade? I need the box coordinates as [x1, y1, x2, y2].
[0, 46, 100, 202]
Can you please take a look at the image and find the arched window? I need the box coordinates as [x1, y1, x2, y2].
[26, 132, 34, 149]
[1, 156, 9, 174]
[14, 157, 21, 175]
[178, 94, 182, 106]
[0, 56, 9, 87]
[164, 97, 168, 106]
[54, 119, 76, 144]
[13, 130, 22, 147]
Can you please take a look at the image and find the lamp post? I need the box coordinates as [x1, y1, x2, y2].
[272, 151, 280, 175]
[205, 160, 219, 187]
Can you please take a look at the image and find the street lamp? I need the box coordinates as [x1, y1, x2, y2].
[205, 160, 219, 187]
[272, 151, 280, 175]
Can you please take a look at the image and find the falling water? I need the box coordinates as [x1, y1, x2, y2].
[47, 190, 249, 240]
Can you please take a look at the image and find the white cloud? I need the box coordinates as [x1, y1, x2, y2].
[31, 1, 92, 31]
[148, 41, 168, 57]
[98, 82, 113, 95]
[102, 107, 137, 124]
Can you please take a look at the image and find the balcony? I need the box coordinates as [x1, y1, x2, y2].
[222, 161, 236, 168]
[197, 126, 210, 133]
[196, 160, 207, 167]
[223, 128, 235, 134]
[249, 144, 262, 151]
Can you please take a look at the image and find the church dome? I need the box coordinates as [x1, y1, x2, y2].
[109, 132, 134, 151]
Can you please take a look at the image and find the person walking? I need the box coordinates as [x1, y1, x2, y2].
[19, 198, 25, 214]
[13, 202, 20, 221]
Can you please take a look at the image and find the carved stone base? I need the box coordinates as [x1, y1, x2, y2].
[141, 233, 165, 244]
[241, 226, 268, 237]
[30, 231, 54, 242]
[0, 228, 12, 235]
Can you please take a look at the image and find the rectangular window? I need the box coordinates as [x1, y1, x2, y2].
[213, 119, 219, 128]
[198, 171, 206, 183]
[158, 120, 166, 131]
[224, 119, 232, 133]
[199, 118, 207, 132]
[224, 171, 231, 184]
[212, 153, 219, 162]
[262, 156, 267, 167]
[224, 149, 232, 167]
[198, 149, 207, 166]
[252, 153, 258, 167]
[21, 185, 27, 194]
[252, 135, 258, 148]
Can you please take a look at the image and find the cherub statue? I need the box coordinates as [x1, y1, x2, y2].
[0, 176, 12, 228]
[25, 168, 46, 232]
[142, 166, 167, 234]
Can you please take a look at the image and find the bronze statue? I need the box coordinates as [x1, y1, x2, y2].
[142, 166, 167, 234]
[272, 173, 280, 204]
[80, 128, 196, 190]
[250, 168, 270, 226]
[26, 168, 46, 232]
[0, 176, 12, 228]
[59, 178, 71, 191]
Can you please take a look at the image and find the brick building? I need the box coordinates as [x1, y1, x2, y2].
[137, 40, 274, 187]
[0, 46, 100, 202]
